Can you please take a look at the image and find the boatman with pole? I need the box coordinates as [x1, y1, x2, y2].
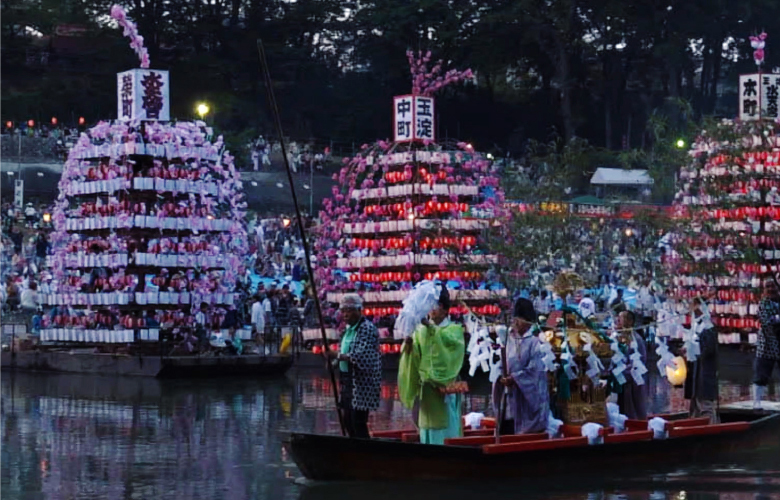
[494, 298, 549, 435]
[399, 286, 466, 445]
[326, 294, 382, 438]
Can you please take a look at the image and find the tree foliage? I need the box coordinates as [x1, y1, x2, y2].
[3, 0, 777, 162]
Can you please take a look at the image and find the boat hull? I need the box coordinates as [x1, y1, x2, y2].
[1, 350, 294, 378]
[284, 410, 780, 482]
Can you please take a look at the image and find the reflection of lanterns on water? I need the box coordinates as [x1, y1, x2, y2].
[666, 356, 687, 386]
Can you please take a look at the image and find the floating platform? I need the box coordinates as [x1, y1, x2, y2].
[0, 350, 293, 378]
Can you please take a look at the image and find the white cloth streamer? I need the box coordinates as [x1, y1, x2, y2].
[547, 411, 563, 439]
[581, 423, 604, 445]
[393, 280, 441, 339]
[606, 402, 628, 433]
[629, 338, 648, 386]
[463, 412, 485, 429]
[648, 417, 668, 439]
[654, 336, 676, 376]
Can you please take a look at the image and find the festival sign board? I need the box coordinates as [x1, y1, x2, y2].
[738, 73, 780, 121]
[414, 96, 435, 141]
[393, 95, 414, 142]
[762, 73, 780, 120]
[117, 69, 170, 121]
[393, 95, 436, 142]
[740, 74, 761, 121]
[14, 179, 24, 209]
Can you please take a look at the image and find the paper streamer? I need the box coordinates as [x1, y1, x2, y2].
[393, 280, 441, 338]
[629, 338, 648, 386]
[654, 336, 676, 376]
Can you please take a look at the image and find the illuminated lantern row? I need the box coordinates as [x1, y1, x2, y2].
[347, 235, 478, 251]
[361, 303, 500, 319]
[670, 119, 780, 345]
[316, 142, 507, 336]
[363, 200, 470, 216]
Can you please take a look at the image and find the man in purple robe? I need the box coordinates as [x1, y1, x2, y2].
[493, 298, 550, 434]
[616, 310, 648, 420]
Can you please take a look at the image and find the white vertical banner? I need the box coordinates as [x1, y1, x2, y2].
[762, 74, 780, 120]
[414, 96, 435, 141]
[14, 179, 23, 209]
[394, 95, 414, 142]
[117, 69, 170, 121]
[739, 73, 761, 121]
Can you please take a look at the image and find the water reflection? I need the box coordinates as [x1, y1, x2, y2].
[1, 371, 778, 500]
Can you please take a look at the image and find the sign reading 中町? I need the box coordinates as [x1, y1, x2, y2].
[117, 69, 170, 121]
[394, 95, 414, 142]
[393, 95, 435, 142]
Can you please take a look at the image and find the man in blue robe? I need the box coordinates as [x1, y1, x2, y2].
[493, 298, 550, 434]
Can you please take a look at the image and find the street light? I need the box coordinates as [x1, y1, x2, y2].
[196, 103, 210, 119]
[675, 139, 686, 149]
[43, 213, 51, 223]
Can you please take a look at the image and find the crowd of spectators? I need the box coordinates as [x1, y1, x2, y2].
[245, 135, 333, 174]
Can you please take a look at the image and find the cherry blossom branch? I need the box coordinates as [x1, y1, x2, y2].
[406, 50, 473, 97]
[111, 5, 150, 68]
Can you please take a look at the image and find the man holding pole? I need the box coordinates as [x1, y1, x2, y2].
[494, 298, 549, 435]
[326, 294, 382, 438]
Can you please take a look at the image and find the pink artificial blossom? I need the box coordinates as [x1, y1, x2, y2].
[110, 5, 150, 68]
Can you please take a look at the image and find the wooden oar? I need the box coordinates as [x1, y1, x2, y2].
[257, 39, 345, 436]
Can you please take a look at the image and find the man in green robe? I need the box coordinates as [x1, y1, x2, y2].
[398, 286, 465, 445]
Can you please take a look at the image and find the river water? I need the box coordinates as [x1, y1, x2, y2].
[2, 369, 779, 500]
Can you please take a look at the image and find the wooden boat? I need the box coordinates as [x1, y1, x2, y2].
[284, 405, 780, 482]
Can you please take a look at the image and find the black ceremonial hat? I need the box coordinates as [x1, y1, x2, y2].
[513, 298, 536, 322]
[438, 285, 451, 311]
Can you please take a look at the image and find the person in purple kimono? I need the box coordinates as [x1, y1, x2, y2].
[616, 310, 648, 420]
[494, 298, 549, 435]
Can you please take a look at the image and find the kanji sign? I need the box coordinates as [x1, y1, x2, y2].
[393, 95, 436, 142]
[14, 180, 23, 209]
[117, 69, 170, 121]
[763, 74, 780, 120]
[414, 96, 435, 141]
[394, 95, 414, 142]
[740, 74, 760, 121]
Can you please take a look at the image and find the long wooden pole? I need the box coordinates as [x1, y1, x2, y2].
[257, 40, 345, 436]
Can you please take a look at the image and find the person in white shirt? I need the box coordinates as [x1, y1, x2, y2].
[252, 149, 260, 171]
[263, 292, 273, 325]
[578, 295, 596, 319]
[20, 282, 38, 311]
[255, 223, 265, 252]
[251, 295, 266, 345]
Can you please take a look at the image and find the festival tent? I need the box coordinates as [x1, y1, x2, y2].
[589, 168, 654, 186]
